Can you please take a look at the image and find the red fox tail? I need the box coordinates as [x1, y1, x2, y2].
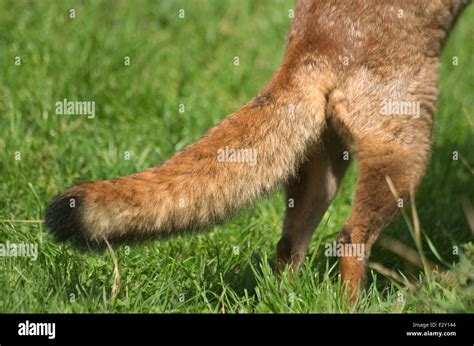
[45, 67, 335, 243]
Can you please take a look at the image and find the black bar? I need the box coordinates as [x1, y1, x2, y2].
[1, 313, 472, 345]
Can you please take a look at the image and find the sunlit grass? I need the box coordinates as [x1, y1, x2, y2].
[0, 0, 472, 313]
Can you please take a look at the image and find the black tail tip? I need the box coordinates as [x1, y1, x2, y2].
[44, 193, 84, 242]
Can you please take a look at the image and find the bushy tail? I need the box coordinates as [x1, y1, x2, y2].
[45, 69, 334, 243]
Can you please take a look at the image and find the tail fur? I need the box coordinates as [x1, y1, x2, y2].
[45, 67, 334, 243]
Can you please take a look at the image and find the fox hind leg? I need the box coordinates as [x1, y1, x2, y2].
[277, 126, 350, 270]
[328, 80, 436, 303]
[336, 142, 430, 303]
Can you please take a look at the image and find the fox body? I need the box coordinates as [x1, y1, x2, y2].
[45, 0, 471, 300]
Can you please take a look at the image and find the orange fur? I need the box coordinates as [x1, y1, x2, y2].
[45, 0, 471, 303]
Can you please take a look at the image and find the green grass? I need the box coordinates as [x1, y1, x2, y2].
[0, 0, 473, 313]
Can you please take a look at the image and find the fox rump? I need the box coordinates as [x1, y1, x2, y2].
[45, 0, 471, 301]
